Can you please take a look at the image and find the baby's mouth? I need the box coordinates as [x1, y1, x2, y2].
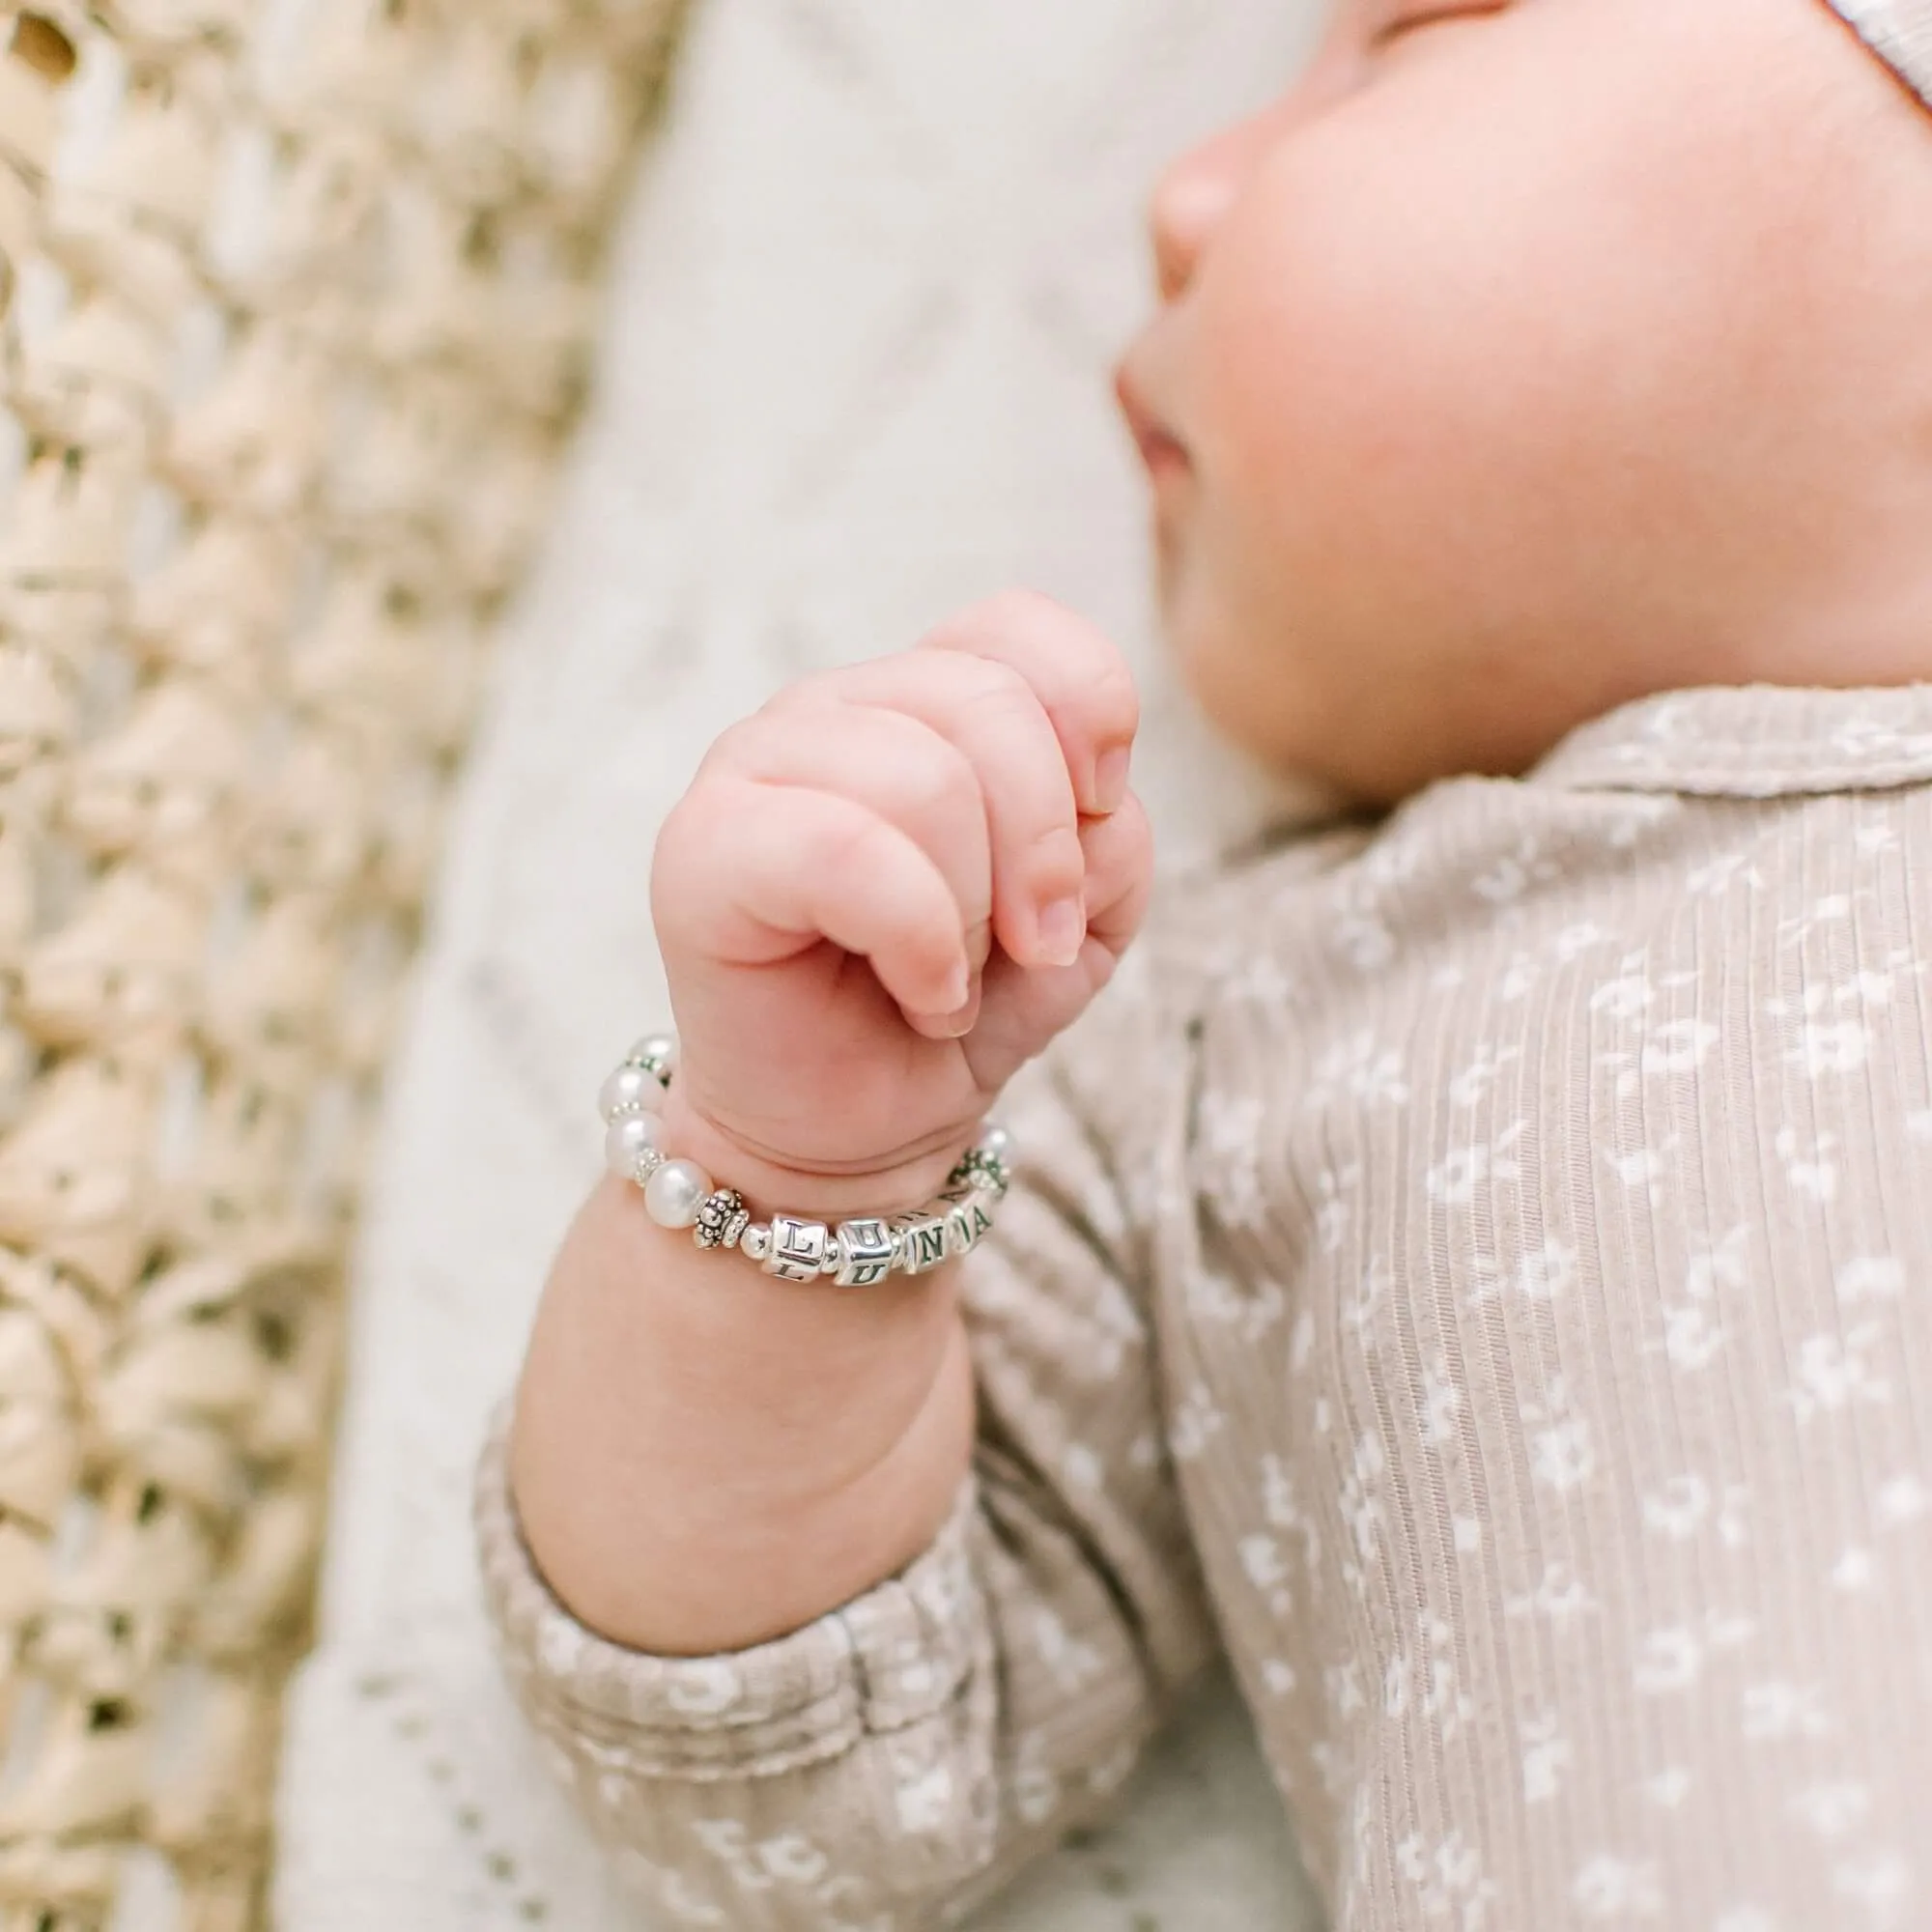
[1114, 366, 1191, 484]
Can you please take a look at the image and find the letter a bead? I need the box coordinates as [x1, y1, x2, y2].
[944, 1193, 996, 1260]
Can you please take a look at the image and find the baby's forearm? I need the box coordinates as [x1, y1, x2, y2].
[508, 1173, 977, 1657]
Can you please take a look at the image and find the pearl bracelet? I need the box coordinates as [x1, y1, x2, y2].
[598, 1033, 1012, 1286]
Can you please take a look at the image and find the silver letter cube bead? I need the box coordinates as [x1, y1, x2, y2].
[764, 1214, 830, 1283]
[891, 1211, 951, 1277]
[834, 1218, 895, 1288]
[944, 1190, 997, 1260]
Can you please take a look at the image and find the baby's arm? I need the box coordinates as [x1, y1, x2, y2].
[479, 597, 1219, 1925]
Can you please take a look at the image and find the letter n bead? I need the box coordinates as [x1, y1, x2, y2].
[763, 1215, 829, 1283]
[891, 1211, 950, 1276]
[834, 1218, 895, 1288]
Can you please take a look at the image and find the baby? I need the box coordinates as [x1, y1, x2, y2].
[479, 1, 1932, 1927]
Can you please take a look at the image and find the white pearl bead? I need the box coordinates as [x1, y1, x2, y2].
[644, 1158, 712, 1229]
[629, 1033, 678, 1072]
[604, 1112, 662, 1180]
[599, 1064, 660, 1122]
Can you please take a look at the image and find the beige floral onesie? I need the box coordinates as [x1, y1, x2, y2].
[475, 683, 1932, 1929]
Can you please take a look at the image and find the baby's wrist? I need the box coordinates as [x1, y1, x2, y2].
[652, 1085, 980, 1225]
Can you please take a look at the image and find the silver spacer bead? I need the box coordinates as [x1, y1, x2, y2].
[818, 1233, 844, 1277]
[742, 1223, 774, 1264]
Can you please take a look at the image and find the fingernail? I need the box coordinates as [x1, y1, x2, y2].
[1036, 895, 1086, 967]
[913, 989, 977, 1039]
[940, 960, 971, 1009]
[1092, 746, 1131, 814]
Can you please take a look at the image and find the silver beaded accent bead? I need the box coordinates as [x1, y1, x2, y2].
[950, 1139, 1010, 1199]
[764, 1215, 830, 1283]
[694, 1189, 751, 1250]
[833, 1218, 895, 1289]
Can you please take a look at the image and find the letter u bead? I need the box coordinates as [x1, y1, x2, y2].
[833, 1218, 895, 1288]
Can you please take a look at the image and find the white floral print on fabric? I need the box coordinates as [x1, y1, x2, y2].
[472, 685, 1932, 1930]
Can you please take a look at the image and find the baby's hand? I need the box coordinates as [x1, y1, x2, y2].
[650, 592, 1150, 1209]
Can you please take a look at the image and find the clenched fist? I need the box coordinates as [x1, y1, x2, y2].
[649, 591, 1152, 1214]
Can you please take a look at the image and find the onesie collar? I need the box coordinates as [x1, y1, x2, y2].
[1530, 683, 1932, 797]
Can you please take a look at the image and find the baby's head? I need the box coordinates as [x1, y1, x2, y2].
[1118, 0, 1932, 805]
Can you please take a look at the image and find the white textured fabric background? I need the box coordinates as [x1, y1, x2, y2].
[274, 3, 1326, 1925]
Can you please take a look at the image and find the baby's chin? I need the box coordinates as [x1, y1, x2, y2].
[1151, 566, 1308, 783]
[1156, 594, 1501, 806]
[1148, 532, 1217, 696]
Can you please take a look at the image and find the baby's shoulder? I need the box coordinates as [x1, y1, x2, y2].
[1165, 779, 1932, 1275]
[1156, 773, 1932, 1083]
[1230, 774, 1932, 967]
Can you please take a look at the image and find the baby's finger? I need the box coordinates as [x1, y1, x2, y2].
[919, 591, 1141, 820]
[720, 698, 993, 959]
[1078, 788, 1155, 957]
[653, 779, 969, 1019]
[967, 792, 1155, 1078]
[816, 648, 1087, 972]
[717, 699, 995, 1037]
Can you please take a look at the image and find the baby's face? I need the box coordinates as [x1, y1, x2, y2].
[1117, 0, 1932, 805]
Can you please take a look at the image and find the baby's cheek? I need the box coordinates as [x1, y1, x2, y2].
[1199, 133, 1554, 563]
[1176, 176, 1491, 771]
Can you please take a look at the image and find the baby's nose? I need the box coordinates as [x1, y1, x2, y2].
[1148, 161, 1234, 301]
[1146, 109, 1282, 302]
